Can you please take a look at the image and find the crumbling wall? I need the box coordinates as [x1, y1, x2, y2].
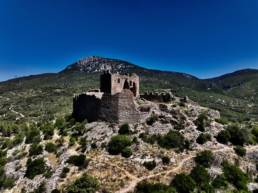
[73, 94, 101, 122]
[99, 89, 140, 123]
[141, 92, 174, 103]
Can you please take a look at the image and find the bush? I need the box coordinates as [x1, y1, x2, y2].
[222, 161, 249, 190]
[157, 130, 186, 150]
[67, 154, 88, 168]
[65, 173, 99, 193]
[29, 144, 43, 156]
[252, 127, 258, 143]
[194, 113, 209, 132]
[45, 142, 57, 153]
[30, 182, 46, 193]
[171, 173, 196, 193]
[162, 156, 170, 165]
[121, 147, 132, 158]
[195, 150, 214, 168]
[25, 127, 41, 144]
[228, 125, 250, 146]
[143, 160, 156, 170]
[212, 175, 228, 189]
[135, 181, 176, 193]
[216, 130, 231, 144]
[139, 133, 159, 145]
[146, 114, 158, 126]
[196, 133, 211, 144]
[60, 167, 70, 178]
[234, 146, 246, 157]
[118, 123, 130, 135]
[107, 135, 132, 155]
[25, 158, 49, 179]
[40, 123, 54, 140]
[190, 165, 210, 189]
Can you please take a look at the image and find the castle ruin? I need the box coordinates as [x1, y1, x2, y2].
[73, 71, 140, 123]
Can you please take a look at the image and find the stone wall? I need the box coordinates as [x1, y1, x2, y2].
[141, 91, 174, 103]
[99, 89, 140, 123]
[73, 94, 101, 122]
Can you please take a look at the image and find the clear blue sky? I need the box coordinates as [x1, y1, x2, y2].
[0, 0, 258, 81]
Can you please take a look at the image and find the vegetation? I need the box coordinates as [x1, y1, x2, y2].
[190, 165, 211, 190]
[29, 143, 43, 156]
[216, 130, 231, 144]
[157, 130, 186, 150]
[196, 133, 211, 144]
[234, 146, 246, 157]
[25, 158, 50, 179]
[65, 173, 99, 193]
[107, 135, 132, 157]
[66, 154, 88, 168]
[171, 173, 196, 193]
[194, 150, 214, 168]
[118, 123, 131, 135]
[135, 181, 176, 193]
[222, 161, 249, 190]
[212, 175, 228, 189]
[194, 113, 209, 132]
[45, 142, 58, 153]
[161, 156, 170, 165]
[143, 160, 156, 170]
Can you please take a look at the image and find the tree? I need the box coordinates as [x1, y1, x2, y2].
[158, 130, 186, 150]
[25, 158, 49, 179]
[195, 150, 214, 168]
[212, 175, 228, 189]
[171, 173, 196, 193]
[222, 161, 249, 190]
[66, 173, 99, 193]
[29, 143, 43, 156]
[67, 154, 88, 168]
[135, 181, 176, 193]
[107, 135, 132, 155]
[118, 123, 130, 135]
[196, 133, 211, 144]
[190, 165, 211, 189]
[121, 147, 132, 158]
[216, 130, 231, 144]
[234, 146, 246, 157]
[143, 160, 156, 170]
[194, 113, 209, 132]
[45, 142, 57, 153]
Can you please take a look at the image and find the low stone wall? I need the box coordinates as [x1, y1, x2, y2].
[140, 91, 174, 103]
[73, 94, 101, 122]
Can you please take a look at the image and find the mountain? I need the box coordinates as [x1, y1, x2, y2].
[0, 56, 258, 123]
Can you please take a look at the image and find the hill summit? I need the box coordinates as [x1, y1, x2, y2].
[62, 56, 144, 74]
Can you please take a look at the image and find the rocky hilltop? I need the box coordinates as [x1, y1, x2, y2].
[1, 91, 258, 193]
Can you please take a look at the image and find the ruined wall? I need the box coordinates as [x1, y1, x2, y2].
[99, 89, 140, 123]
[73, 94, 101, 122]
[141, 92, 174, 103]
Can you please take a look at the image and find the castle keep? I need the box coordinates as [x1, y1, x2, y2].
[73, 71, 140, 123]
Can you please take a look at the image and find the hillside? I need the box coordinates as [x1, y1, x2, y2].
[0, 56, 258, 123]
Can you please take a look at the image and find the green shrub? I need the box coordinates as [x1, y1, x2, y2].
[143, 160, 156, 170]
[0, 175, 15, 189]
[157, 130, 186, 150]
[171, 173, 196, 193]
[146, 114, 158, 126]
[222, 161, 249, 190]
[139, 133, 159, 145]
[107, 135, 132, 155]
[135, 181, 176, 193]
[67, 154, 88, 168]
[190, 165, 210, 189]
[228, 125, 250, 146]
[234, 146, 246, 157]
[118, 123, 130, 135]
[65, 173, 99, 193]
[25, 158, 49, 179]
[40, 122, 54, 140]
[195, 113, 209, 132]
[195, 150, 214, 168]
[60, 167, 70, 178]
[162, 156, 170, 165]
[30, 182, 46, 193]
[212, 175, 228, 189]
[196, 133, 211, 144]
[121, 147, 132, 158]
[252, 127, 258, 143]
[25, 127, 41, 144]
[45, 142, 57, 153]
[29, 144, 43, 156]
[216, 130, 231, 144]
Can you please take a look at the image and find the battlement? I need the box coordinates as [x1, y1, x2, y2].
[100, 71, 139, 97]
